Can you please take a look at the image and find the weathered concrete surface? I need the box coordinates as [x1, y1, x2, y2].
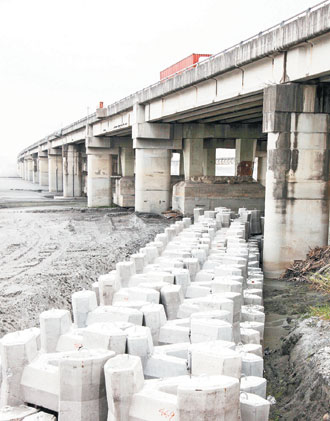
[172, 176, 265, 215]
[87, 153, 112, 207]
[135, 148, 171, 213]
[263, 84, 330, 278]
[62, 144, 82, 198]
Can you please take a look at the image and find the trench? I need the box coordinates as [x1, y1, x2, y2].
[263, 279, 330, 420]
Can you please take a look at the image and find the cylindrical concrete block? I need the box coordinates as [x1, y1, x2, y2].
[98, 272, 121, 305]
[105, 354, 144, 421]
[141, 303, 167, 345]
[116, 261, 136, 287]
[240, 392, 270, 420]
[58, 349, 114, 421]
[83, 323, 127, 354]
[72, 290, 98, 328]
[0, 330, 38, 406]
[40, 309, 72, 353]
[130, 253, 147, 274]
[240, 376, 267, 399]
[177, 375, 240, 420]
[126, 326, 153, 361]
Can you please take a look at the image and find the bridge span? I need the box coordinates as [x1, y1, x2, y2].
[17, 1, 330, 277]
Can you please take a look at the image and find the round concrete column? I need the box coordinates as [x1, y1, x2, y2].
[135, 148, 171, 213]
[87, 153, 112, 207]
[58, 349, 114, 421]
[263, 113, 330, 278]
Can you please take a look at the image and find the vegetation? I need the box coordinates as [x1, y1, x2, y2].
[308, 304, 330, 321]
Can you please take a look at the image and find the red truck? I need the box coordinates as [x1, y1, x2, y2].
[160, 53, 212, 80]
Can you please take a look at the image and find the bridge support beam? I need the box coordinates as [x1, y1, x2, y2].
[256, 152, 267, 187]
[32, 157, 38, 183]
[87, 152, 113, 207]
[135, 148, 171, 213]
[263, 84, 330, 278]
[203, 147, 216, 176]
[38, 152, 49, 187]
[120, 146, 134, 177]
[48, 149, 63, 193]
[23, 159, 28, 180]
[63, 144, 82, 197]
[183, 139, 203, 178]
[235, 138, 256, 176]
[27, 157, 33, 182]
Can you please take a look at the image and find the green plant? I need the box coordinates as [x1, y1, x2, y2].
[308, 304, 330, 320]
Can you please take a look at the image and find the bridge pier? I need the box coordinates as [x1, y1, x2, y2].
[32, 156, 38, 183]
[263, 84, 330, 278]
[23, 159, 28, 180]
[87, 152, 113, 207]
[63, 144, 82, 197]
[256, 152, 267, 187]
[135, 148, 171, 213]
[235, 138, 256, 176]
[202, 142, 216, 176]
[120, 146, 134, 177]
[38, 152, 49, 187]
[27, 157, 34, 182]
[183, 138, 203, 178]
[48, 148, 63, 192]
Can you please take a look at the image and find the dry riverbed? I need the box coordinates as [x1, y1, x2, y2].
[0, 206, 169, 335]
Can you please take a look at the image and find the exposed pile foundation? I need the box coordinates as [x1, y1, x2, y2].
[0, 207, 269, 420]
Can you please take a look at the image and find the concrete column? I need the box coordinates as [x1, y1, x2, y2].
[120, 147, 134, 177]
[32, 158, 38, 183]
[203, 147, 216, 176]
[183, 138, 203, 179]
[27, 158, 33, 181]
[23, 159, 27, 180]
[257, 153, 267, 186]
[87, 152, 112, 207]
[179, 151, 184, 176]
[135, 148, 171, 213]
[235, 138, 257, 176]
[38, 154, 48, 187]
[63, 144, 82, 197]
[48, 149, 63, 192]
[20, 161, 24, 178]
[263, 84, 330, 278]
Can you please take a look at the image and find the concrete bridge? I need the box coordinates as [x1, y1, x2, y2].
[17, 1, 330, 278]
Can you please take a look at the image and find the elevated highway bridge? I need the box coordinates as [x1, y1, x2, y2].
[17, 1, 330, 277]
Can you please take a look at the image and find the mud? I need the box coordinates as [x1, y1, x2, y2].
[264, 279, 330, 420]
[0, 206, 169, 336]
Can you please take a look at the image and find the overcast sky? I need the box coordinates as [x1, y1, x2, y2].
[0, 0, 319, 167]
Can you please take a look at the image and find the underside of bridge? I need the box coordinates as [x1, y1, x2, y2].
[17, 81, 330, 280]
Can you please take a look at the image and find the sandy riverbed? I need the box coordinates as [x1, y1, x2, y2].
[0, 178, 169, 335]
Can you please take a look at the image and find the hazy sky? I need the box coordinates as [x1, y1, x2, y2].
[0, 0, 319, 164]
